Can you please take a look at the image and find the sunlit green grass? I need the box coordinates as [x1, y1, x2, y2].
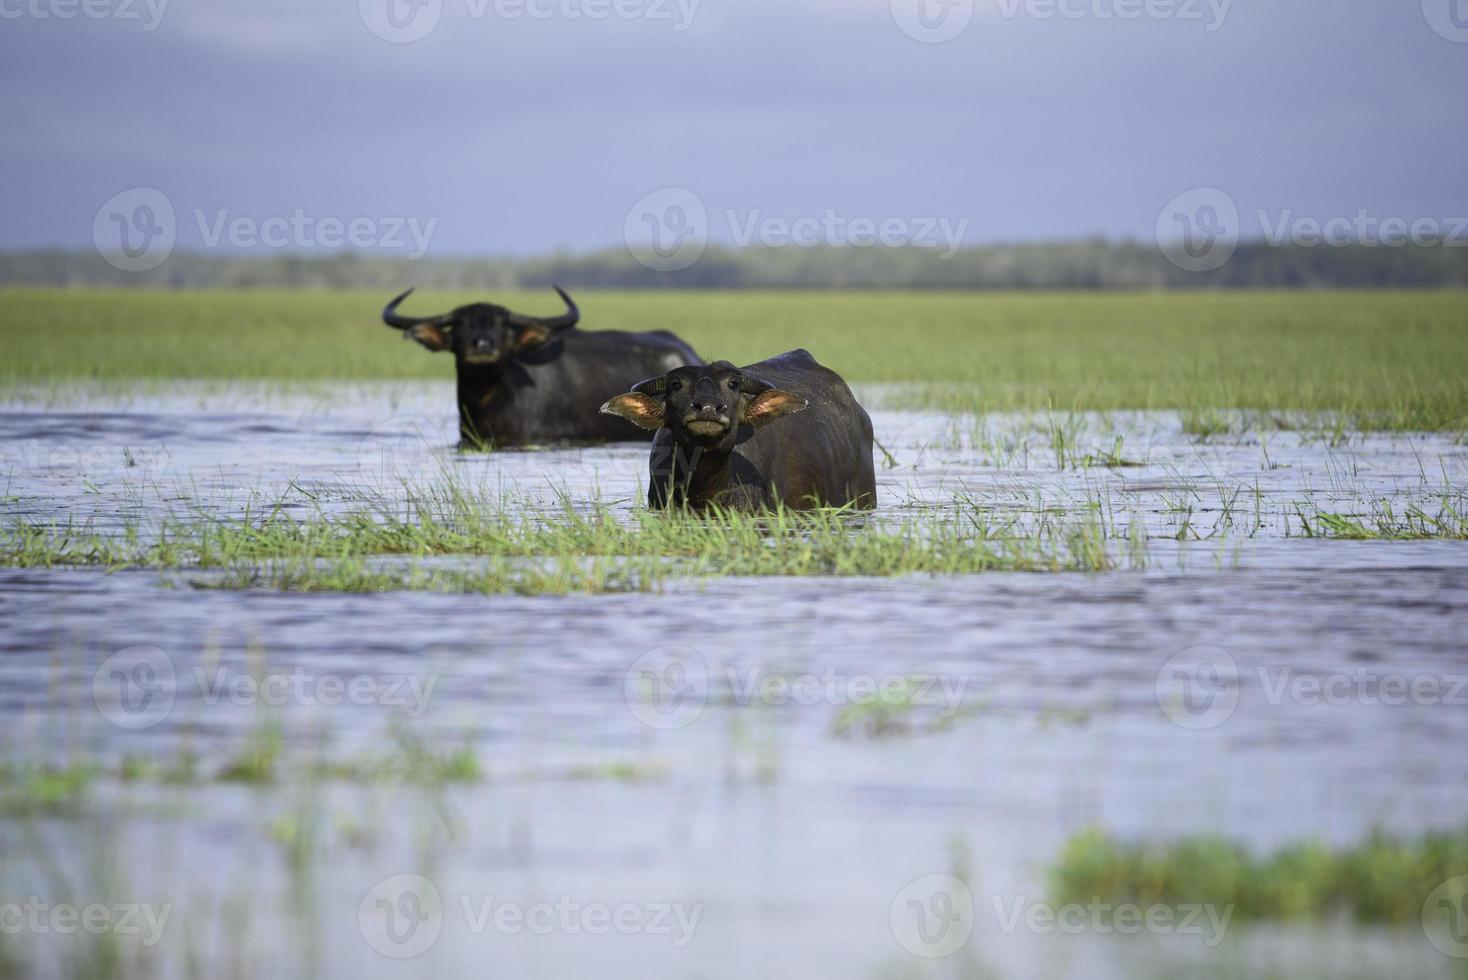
[1052, 827, 1468, 925]
[4, 288, 1467, 429]
[1296, 497, 1468, 540]
[0, 486, 1121, 592]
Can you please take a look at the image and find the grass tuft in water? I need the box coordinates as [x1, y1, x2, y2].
[1293, 495, 1468, 540]
[1051, 827, 1468, 925]
[0, 760, 98, 817]
[1, 486, 1125, 592]
[827, 676, 970, 739]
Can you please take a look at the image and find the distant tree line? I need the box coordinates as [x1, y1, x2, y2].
[3, 242, 1466, 290]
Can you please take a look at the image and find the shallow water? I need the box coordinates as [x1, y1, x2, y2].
[2, 383, 1466, 979]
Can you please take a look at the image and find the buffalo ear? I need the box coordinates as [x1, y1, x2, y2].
[743, 389, 807, 429]
[407, 322, 452, 352]
[600, 393, 666, 430]
[513, 322, 553, 352]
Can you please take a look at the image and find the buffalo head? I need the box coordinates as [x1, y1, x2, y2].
[382, 287, 580, 366]
[600, 361, 807, 449]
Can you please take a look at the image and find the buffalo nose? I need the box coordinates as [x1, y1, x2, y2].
[693, 401, 726, 413]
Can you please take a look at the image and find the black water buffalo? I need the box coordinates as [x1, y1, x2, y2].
[600, 349, 876, 510]
[382, 288, 700, 448]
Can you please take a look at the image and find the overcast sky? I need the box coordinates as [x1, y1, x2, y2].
[1, 0, 1464, 257]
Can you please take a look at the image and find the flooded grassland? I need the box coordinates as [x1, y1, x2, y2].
[2, 382, 1467, 980]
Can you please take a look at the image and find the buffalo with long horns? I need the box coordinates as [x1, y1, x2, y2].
[382, 288, 700, 448]
[600, 349, 877, 510]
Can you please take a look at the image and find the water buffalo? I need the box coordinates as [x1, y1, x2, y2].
[600, 349, 877, 510]
[382, 287, 700, 448]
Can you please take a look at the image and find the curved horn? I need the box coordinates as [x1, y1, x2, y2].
[631, 375, 670, 397]
[382, 288, 454, 331]
[508, 286, 580, 333]
[738, 375, 774, 395]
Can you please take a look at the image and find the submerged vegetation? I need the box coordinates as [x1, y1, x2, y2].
[0, 484, 1125, 593]
[1052, 827, 1468, 925]
[4, 289, 1468, 432]
[1294, 497, 1468, 540]
[4, 447, 1466, 593]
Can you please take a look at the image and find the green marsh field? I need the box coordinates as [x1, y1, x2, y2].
[6, 288, 1468, 429]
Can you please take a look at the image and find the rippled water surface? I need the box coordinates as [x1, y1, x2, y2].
[2, 383, 1466, 979]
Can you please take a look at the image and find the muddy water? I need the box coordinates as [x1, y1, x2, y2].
[2, 383, 1467, 980]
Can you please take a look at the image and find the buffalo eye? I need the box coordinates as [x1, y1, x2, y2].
[726, 379, 739, 390]
[669, 380, 683, 392]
